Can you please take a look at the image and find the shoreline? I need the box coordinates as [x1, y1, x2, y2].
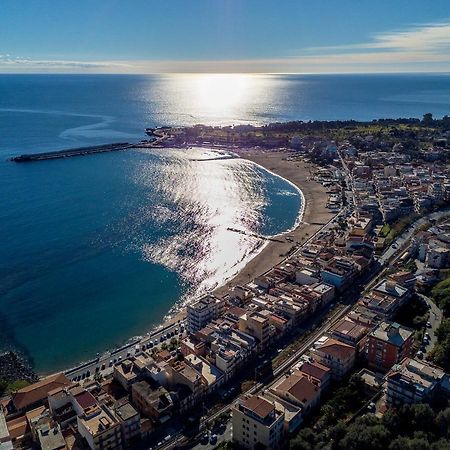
[151, 148, 333, 330]
[40, 148, 333, 378]
[213, 149, 334, 295]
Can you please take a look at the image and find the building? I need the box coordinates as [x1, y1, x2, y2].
[311, 338, 356, 380]
[386, 358, 450, 406]
[9, 373, 72, 414]
[232, 395, 284, 450]
[184, 354, 224, 393]
[239, 312, 272, 350]
[297, 360, 332, 392]
[0, 410, 12, 450]
[330, 317, 372, 354]
[131, 381, 173, 422]
[167, 361, 207, 405]
[320, 257, 357, 291]
[187, 294, 224, 333]
[77, 407, 123, 450]
[115, 402, 141, 448]
[367, 322, 414, 373]
[36, 423, 66, 450]
[270, 373, 320, 414]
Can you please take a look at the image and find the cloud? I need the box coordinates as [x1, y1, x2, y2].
[305, 21, 450, 58]
[0, 54, 131, 71]
[2, 21, 450, 73]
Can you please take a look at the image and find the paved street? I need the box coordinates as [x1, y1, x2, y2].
[192, 421, 232, 450]
[379, 207, 450, 266]
[65, 319, 186, 382]
[417, 293, 443, 357]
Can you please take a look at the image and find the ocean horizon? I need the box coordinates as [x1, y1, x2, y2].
[1, 73, 449, 373]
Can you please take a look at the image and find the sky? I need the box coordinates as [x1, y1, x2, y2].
[1, 0, 450, 73]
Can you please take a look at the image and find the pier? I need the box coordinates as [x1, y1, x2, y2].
[10, 142, 133, 162]
[227, 227, 285, 243]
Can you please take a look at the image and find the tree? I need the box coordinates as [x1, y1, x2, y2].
[390, 437, 431, 450]
[422, 113, 434, 126]
[435, 408, 450, 438]
[338, 423, 390, 450]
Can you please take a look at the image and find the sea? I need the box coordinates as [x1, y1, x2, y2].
[1, 73, 449, 374]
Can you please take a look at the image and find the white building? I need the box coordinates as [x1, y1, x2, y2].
[187, 294, 224, 333]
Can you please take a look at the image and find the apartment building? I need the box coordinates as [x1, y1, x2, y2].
[367, 322, 414, 373]
[387, 358, 450, 406]
[232, 395, 284, 450]
[311, 338, 356, 380]
[187, 294, 224, 333]
[77, 407, 123, 450]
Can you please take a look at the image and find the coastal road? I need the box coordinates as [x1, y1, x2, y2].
[64, 319, 186, 382]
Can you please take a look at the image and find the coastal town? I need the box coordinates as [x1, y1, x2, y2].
[2, 115, 450, 450]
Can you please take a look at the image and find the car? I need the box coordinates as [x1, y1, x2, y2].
[160, 335, 164, 342]
[425, 333, 431, 339]
[367, 402, 376, 412]
[148, 342, 153, 348]
[200, 433, 209, 445]
[101, 363, 106, 370]
[86, 370, 90, 377]
[417, 351, 424, 359]
[210, 434, 217, 445]
[426, 322, 432, 328]
[109, 360, 113, 367]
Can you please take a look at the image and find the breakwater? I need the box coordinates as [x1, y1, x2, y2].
[10, 142, 133, 162]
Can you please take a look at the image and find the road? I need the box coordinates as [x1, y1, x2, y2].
[65, 319, 186, 382]
[192, 421, 232, 450]
[417, 293, 443, 357]
[379, 207, 450, 266]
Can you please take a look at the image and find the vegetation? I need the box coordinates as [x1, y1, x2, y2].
[429, 276, 450, 371]
[395, 294, 429, 330]
[381, 215, 418, 244]
[431, 276, 450, 317]
[429, 319, 450, 372]
[290, 403, 450, 450]
[288, 374, 368, 450]
[0, 378, 30, 396]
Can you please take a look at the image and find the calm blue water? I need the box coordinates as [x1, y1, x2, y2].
[1, 73, 449, 373]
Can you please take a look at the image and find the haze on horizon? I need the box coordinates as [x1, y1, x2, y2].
[1, 0, 450, 74]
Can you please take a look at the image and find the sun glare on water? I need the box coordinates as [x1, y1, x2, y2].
[192, 74, 252, 116]
[151, 73, 275, 124]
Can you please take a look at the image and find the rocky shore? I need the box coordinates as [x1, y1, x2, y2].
[0, 351, 38, 384]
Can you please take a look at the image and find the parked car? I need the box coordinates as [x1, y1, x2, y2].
[201, 433, 209, 445]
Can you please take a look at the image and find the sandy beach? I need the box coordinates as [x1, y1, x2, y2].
[213, 149, 334, 295]
[163, 149, 334, 323]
